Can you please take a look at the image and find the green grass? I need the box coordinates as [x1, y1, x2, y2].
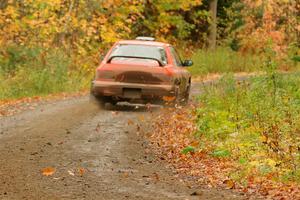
[189, 47, 300, 76]
[1, 45, 298, 101]
[195, 72, 300, 182]
[0, 45, 93, 100]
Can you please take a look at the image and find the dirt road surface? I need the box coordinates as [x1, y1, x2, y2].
[0, 84, 245, 200]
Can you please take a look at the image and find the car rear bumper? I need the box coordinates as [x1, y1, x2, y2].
[92, 80, 175, 100]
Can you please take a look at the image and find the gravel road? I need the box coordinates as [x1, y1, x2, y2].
[0, 83, 245, 200]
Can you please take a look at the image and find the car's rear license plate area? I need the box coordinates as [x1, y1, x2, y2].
[123, 88, 142, 99]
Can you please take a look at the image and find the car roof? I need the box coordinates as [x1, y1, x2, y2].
[117, 40, 170, 47]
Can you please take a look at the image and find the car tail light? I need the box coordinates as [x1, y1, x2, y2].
[96, 70, 115, 80]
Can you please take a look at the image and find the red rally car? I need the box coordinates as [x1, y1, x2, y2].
[90, 37, 193, 106]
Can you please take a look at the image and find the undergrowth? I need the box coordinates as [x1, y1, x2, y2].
[0, 45, 94, 100]
[196, 72, 300, 183]
[189, 47, 300, 76]
[1, 44, 298, 101]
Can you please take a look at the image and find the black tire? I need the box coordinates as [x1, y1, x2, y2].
[169, 86, 181, 107]
[182, 85, 190, 106]
[173, 85, 190, 106]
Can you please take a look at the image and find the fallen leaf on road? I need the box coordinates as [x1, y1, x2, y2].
[153, 172, 160, 182]
[138, 115, 145, 122]
[123, 172, 129, 178]
[68, 170, 75, 176]
[42, 167, 55, 176]
[79, 168, 85, 176]
[127, 119, 134, 125]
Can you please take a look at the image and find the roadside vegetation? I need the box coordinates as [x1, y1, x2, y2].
[197, 72, 300, 181]
[148, 1, 299, 199]
[190, 48, 300, 76]
[1, 0, 298, 101]
[0, 46, 92, 100]
[151, 67, 300, 198]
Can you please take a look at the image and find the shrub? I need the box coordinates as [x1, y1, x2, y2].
[189, 47, 300, 76]
[0, 45, 93, 100]
[196, 72, 300, 182]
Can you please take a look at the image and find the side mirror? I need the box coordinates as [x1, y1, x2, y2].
[182, 60, 193, 67]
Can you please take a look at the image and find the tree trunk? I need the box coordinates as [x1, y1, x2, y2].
[0, 0, 8, 9]
[208, 0, 218, 50]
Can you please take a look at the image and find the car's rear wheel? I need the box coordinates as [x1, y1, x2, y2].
[167, 86, 183, 107]
[173, 85, 190, 106]
[182, 84, 190, 105]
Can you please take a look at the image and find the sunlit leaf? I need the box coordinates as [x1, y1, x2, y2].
[42, 167, 55, 176]
[223, 179, 235, 189]
[163, 96, 176, 102]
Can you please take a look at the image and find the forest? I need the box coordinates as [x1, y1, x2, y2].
[0, 0, 299, 99]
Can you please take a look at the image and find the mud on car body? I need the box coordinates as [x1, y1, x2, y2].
[91, 37, 193, 106]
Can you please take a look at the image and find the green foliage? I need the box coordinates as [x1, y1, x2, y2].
[181, 146, 195, 154]
[292, 56, 300, 62]
[211, 149, 230, 157]
[0, 0, 298, 101]
[0, 45, 92, 100]
[196, 72, 300, 181]
[189, 47, 263, 75]
[189, 45, 300, 76]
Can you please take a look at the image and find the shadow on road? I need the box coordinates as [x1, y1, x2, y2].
[103, 102, 163, 113]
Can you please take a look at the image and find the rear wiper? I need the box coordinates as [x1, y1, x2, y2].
[107, 55, 165, 66]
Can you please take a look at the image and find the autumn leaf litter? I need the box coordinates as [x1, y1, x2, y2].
[146, 103, 300, 200]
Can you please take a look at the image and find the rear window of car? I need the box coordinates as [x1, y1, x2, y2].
[108, 44, 167, 65]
